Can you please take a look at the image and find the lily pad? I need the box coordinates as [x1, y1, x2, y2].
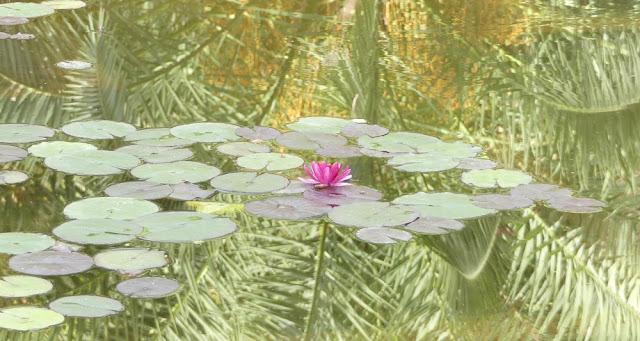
[44, 150, 140, 175]
[49, 295, 123, 318]
[94, 248, 168, 273]
[355, 228, 413, 244]
[341, 123, 389, 138]
[455, 158, 497, 170]
[0, 32, 9, 39]
[170, 122, 240, 143]
[61, 120, 136, 140]
[216, 142, 270, 156]
[0, 17, 28, 25]
[328, 202, 419, 228]
[392, 192, 495, 219]
[104, 181, 173, 200]
[64, 197, 159, 220]
[116, 277, 179, 298]
[41, 0, 86, 10]
[405, 217, 465, 235]
[461, 169, 533, 188]
[128, 130, 194, 147]
[272, 180, 314, 194]
[133, 212, 237, 242]
[116, 145, 193, 163]
[302, 185, 382, 206]
[0, 170, 28, 184]
[387, 153, 459, 172]
[360, 148, 407, 158]
[426, 141, 482, 158]
[286, 116, 351, 133]
[472, 194, 534, 210]
[547, 196, 605, 213]
[0, 124, 54, 143]
[55, 60, 92, 70]
[0, 145, 27, 163]
[0, 307, 64, 331]
[28, 141, 96, 158]
[237, 152, 303, 171]
[0, 275, 52, 297]
[0, 3, 54, 18]
[358, 132, 441, 153]
[276, 131, 346, 150]
[509, 184, 573, 201]
[9, 251, 94, 276]
[168, 182, 215, 201]
[245, 196, 331, 220]
[10, 32, 34, 40]
[235, 126, 281, 140]
[131, 161, 220, 184]
[316, 146, 362, 158]
[0, 232, 55, 254]
[53, 219, 143, 245]
[210, 172, 289, 194]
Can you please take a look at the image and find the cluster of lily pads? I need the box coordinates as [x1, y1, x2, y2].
[0, 116, 605, 331]
[0, 1, 86, 42]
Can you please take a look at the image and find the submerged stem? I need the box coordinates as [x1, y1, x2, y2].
[304, 221, 329, 341]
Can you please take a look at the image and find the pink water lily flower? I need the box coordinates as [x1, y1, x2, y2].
[299, 161, 352, 188]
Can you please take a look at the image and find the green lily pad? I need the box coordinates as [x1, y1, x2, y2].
[509, 184, 573, 201]
[104, 181, 173, 200]
[316, 146, 362, 158]
[170, 122, 240, 143]
[125, 128, 195, 148]
[64, 197, 159, 220]
[125, 128, 171, 141]
[55, 60, 92, 70]
[41, 0, 86, 10]
[94, 248, 168, 273]
[286, 116, 351, 133]
[53, 219, 143, 245]
[471, 194, 534, 210]
[0, 144, 27, 163]
[116, 277, 179, 298]
[341, 123, 389, 138]
[9, 251, 94, 276]
[355, 228, 413, 244]
[405, 217, 465, 235]
[10, 32, 34, 40]
[0, 3, 54, 18]
[0, 17, 28, 25]
[455, 158, 497, 170]
[116, 145, 193, 163]
[168, 182, 215, 201]
[0, 170, 28, 184]
[328, 202, 419, 228]
[49, 295, 123, 318]
[547, 196, 605, 213]
[0, 307, 64, 331]
[0, 275, 52, 297]
[0, 232, 55, 254]
[358, 132, 441, 153]
[360, 148, 407, 158]
[302, 185, 382, 206]
[387, 153, 459, 172]
[44, 150, 140, 175]
[216, 142, 270, 157]
[461, 169, 533, 188]
[133, 212, 237, 242]
[426, 141, 482, 158]
[61, 120, 136, 140]
[245, 196, 331, 220]
[0, 124, 55, 143]
[131, 161, 220, 184]
[210, 172, 289, 194]
[235, 126, 281, 140]
[237, 152, 303, 171]
[272, 180, 314, 194]
[392, 192, 495, 219]
[28, 141, 96, 158]
[276, 131, 347, 150]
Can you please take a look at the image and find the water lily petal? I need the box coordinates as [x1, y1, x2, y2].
[299, 177, 320, 184]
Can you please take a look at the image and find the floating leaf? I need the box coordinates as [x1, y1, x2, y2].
[328, 202, 419, 228]
[0, 124, 54, 143]
[61, 120, 136, 140]
[49, 295, 123, 318]
[9, 251, 94, 276]
[170, 122, 240, 143]
[116, 277, 179, 298]
[168, 182, 215, 201]
[455, 158, 497, 170]
[316, 146, 362, 158]
[53, 219, 143, 245]
[131, 161, 220, 184]
[116, 145, 193, 163]
[272, 180, 314, 194]
[387, 153, 459, 172]
[128, 130, 194, 147]
[405, 217, 465, 235]
[104, 181, 173, 200]
[509, 184, 573, 201]
[236, 152, 303, 171]
[461, 169, 533, 188]
[472, 194, 534, 210]
[216, 142, 270, 157]
[276, 131, 346, 150]
[0, 144, 27, 163]
[210, 172, 289, 194]
[426, 141, 482, 158]
[0, 307, 64, 331]
[125, 128, 172, 141]
[355, 228, 412, 244]
[341, 123, 389, 138]
[55, 60, 91, 70]
[94, 248, 168, 273]
[0, 32, 9, 39]
[287, 117, 351, 133]
[0, 17, 28, 25]
[547, 196, 605, 213]
[235, 126, 281, 140]
[28, 141, 96, 158]
[360, 148, 407, 158]
[0, 232, 55, 254]
[358, 132, 441, 153]
[302, 185, 381, 206]
[392, 192, 495, 219]
[0, 170, 28, 184]
[64, 197, 159, 220]
[245, 196, 331, 220]
[0, 3, 54, 18]
[41, 0, 86, 10]
[0, 275, 52, 297]
[133, 212, 236, 243]
[10, 32, 34, 40]
[44, 150, 140, 175]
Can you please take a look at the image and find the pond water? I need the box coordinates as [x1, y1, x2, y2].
[0, 0, 638, 340]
